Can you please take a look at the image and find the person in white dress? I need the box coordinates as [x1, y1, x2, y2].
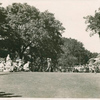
[5, 54, 12, 72]
[23, 61, 30, 71]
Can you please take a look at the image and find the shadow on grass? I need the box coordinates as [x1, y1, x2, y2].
[0, 91, 22, 98]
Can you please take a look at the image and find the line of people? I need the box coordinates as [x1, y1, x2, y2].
[0, 54, 30, 72]
[0, 60, 30, 72]
[73, 64, 100, 73]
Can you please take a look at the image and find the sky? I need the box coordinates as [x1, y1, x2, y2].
[1, 0, 100, 53]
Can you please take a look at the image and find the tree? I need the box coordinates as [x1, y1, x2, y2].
[0, 4, 6, 23]
[0, 3, 65, 71]
[25, 10, 65, 71]
[0, 4, 7, 37]
[84, 8, 100, 37]
[2, 3, 40, 59]
[58, 38, 94, 70]
[0, 4, 8, 58]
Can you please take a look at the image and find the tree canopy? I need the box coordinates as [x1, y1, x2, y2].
[84, 8, 100, 37]
[0, 3, 65, 71]
[58, 38, 98, 69]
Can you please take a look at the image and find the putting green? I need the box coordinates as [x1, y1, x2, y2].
[0, 72, 100, 98]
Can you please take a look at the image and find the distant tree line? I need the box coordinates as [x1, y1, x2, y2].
[58, 38, 98, 70]
[0, 3, 98, 72]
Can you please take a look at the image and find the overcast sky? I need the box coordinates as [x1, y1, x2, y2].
[1, 0, 100, 53]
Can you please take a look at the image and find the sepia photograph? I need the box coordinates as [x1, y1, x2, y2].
[0, 0, 100, 99]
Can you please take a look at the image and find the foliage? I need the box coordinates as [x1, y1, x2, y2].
[58, 38, 95, 69]
[0, 3, 65, 71]
[84, 8, 100, 37]
[0, 4, 6, 23]
[0, 4, 8, 58]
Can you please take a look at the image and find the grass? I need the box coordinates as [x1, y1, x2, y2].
[0, 72, 100, 98]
